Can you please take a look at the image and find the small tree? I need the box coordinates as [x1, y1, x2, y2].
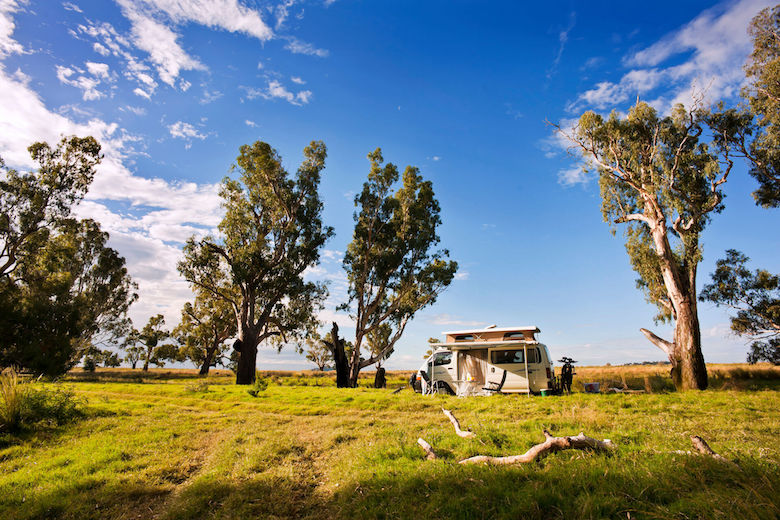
[304, 332, 333, 371]
[150, 343, 182, 368]
[124, 345, 145, 369]
[132, 315, 172, 372]
[175, 289, 236, 375]
[700, 250, 779, 364]
[178, 141, 332, 384]
[339, 149, 457, 387]
[559, 101, 748, 390]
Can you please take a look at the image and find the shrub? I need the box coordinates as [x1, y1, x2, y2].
[0, 369, 82, 432]
[0, 369, 26, 431]
[247, 376, 269, 397]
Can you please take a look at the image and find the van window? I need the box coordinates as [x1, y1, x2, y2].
[491, 348, 540, 364]
[433, 352, 452, 366]
[454, 334, 474, 342]
[503, 332, 524, 340]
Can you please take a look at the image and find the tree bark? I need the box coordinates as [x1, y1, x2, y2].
[373, 367, 386, 388]
[235, 329, 258, 385]
[142, 345, 151, 371]
[199, 342, 217, 376]
[674, 299, 708, 390]
[325, 322, 350, 388]
[641, 210, 708, 391]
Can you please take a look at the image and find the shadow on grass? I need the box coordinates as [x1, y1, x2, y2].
[3, 452, 778, 520]
[331, 455, 780, 520]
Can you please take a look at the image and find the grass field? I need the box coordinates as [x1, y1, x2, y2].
[1, 364, 779, 520]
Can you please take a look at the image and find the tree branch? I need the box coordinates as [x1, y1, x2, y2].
[640, 328, 675, 358]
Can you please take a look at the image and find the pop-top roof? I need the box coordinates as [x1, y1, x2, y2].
[442, 326, 540, 335]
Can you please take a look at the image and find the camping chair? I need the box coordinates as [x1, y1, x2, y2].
[483, 369, 507, 393]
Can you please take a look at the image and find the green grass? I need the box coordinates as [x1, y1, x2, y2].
[1, 365, 778, 520]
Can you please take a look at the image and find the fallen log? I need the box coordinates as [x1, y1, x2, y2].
[391, 386, 403, 395]
[459, 429, 615, 465]
[442, 408, 475, 438]
[417, 438, 438, 460]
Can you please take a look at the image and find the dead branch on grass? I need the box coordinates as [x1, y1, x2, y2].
[442, 408, 475, 438]
[417, 438, 438, 460]
[458, 429, 615, 465]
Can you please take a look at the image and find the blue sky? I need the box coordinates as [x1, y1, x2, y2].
[1, 0, 778, 369]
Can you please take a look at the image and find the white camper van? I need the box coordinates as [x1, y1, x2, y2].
[412, 326, 554, 396]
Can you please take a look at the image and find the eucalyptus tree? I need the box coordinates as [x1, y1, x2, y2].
[0, 136, 101, 279]
[0, 137, 137, 376]
[560, 101, 748, 390]
[741, 5, 780, 208]
[175, 288, 236, 375]
[339, 149, 457, 387]
[132, 314, 173, 372]
[304, 332, 333, 371]
[178, 141, 332, 384]
[700, 250, 779, 365]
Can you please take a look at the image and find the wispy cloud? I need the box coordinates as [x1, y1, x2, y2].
[547, 11, 576, 79]
[168, 120, 206, 140]
[567, 0, 774, 114]
[283, 36, 329, 57]
[244, 79, 312, 106]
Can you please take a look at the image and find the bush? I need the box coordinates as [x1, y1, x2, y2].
[247, 376, 269, 397]
[0, 369, 82, 432]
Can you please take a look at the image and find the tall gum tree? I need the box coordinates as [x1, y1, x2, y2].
[339, 149, 457, 387]
[559, 101, 745, 390]
[178, 141, 332, 384]
[741, 5, 780, 208]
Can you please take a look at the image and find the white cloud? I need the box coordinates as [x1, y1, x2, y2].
[120, 105, 146, 116]
[290, 75, 305, 84]
[92, 42, 109, 56]
[62, 2, 82, 13]
[568, 0, 775, 114]
[119, 0, 273, 42]
[283, 36, 329, 57]
[85, 61, 110, 79]
[431, 155, 440, 161]
[557, 166, 589, 186]
[0, 0, 25, 58]
[133, 87, 151, 99]
[245, 79, 312, 106]
[56, 64, 106, 101]
[200, 87, 222, 104]
[117, 3, 206, 87]
[168, 120, 206, 140]
[275, 0, 295, 30]
[244, 119, 257, 127]
[454, 271, 469, 280]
